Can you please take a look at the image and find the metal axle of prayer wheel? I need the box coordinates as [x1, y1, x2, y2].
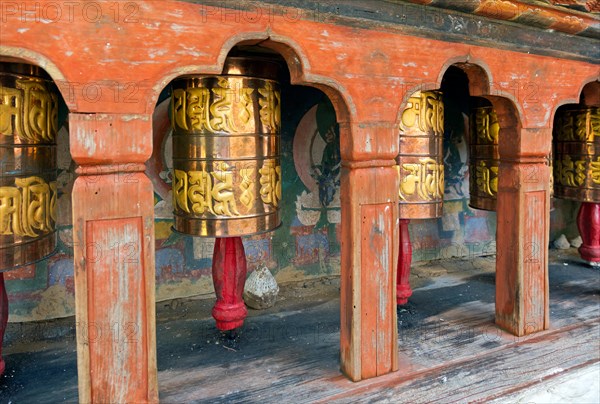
[396, 90, 444, 305]
[0, 62, 60, 375]
[468, 102, 500, 212]
[553, 106, 600, 264]
[170, 56, 282, 330]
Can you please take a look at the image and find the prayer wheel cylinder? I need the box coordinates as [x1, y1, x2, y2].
[553, 107, 600, 202]
[469, 104, 500, 211]
[397, 90, 445, 219]
[170, 57, 282, 237]
[0, 63, 58, 271]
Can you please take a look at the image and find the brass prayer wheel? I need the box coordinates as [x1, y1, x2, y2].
[0, 62, 59, 271]
[397, 90, 444, 219]
[170, 57, 282, 237]
[553, 107, 600, 202]
[469, 104, 500, 211]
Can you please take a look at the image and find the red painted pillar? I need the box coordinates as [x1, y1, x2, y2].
[0, 273, 7, 376]
[212, 237, 248, 331]
[396, 219, 413, 305]
[577, 202, 600, 264]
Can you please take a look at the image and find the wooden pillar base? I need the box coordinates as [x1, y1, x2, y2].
[577, 202, 600, 265]
[396, 219, 413, 305]
[340, 162, 398, 381]
[0, 273, 7, 376]
[212, 237, 248, 331]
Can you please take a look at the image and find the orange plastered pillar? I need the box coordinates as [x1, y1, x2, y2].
[339, 122, 399, 381]
[70, 113, 158, 403]
[496, 127, 551, 336]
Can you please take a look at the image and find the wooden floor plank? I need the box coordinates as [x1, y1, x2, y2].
[1, 250, 598, 403]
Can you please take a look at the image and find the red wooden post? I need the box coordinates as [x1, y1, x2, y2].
[212, 237, 248, 331]
[0, 273, 7, 376]
[577, 202, 600, 264]
[396, 219, 413, 305]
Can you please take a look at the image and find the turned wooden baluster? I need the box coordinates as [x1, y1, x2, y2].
[396, 219, 413, 305]
[212, 237, 248, 331]
[0, 273, 7, 376]
[577, 202, 600, 265]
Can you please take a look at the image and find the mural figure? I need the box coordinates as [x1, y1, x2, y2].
[294, 99, 341, 230]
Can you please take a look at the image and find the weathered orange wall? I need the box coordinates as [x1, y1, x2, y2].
[1, 0, 598, 402]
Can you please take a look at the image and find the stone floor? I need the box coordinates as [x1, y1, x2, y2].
[0, 248, 598, 403]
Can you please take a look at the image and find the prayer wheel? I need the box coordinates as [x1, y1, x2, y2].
[469, 104, 500, 211]
[397, 90, 445, 219]
[0, 62, 59, 270]
[553, 107, 600, 202]
[170, 57, 282, 237]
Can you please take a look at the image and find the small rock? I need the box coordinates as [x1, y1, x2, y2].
[243, 266, 279, 309]
[570, 235, 583, 248]
[553, 234, 571, 250]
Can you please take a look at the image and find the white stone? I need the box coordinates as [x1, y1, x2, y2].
[570, 235, 583, 248]
[553, 234, 571, 250]
[243, 266, 279, 310]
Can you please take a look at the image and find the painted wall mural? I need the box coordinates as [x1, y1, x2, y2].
[3, 85, 578, 321]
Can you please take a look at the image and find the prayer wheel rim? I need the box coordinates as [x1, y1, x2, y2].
[0, 61, 52, 80]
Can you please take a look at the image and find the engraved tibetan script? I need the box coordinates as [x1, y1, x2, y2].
[473, 107, 499, 144]
[171, 79, 280, 134]
[554, 108, 600, 142]
[174, 162, 240, 217]
[554, 155, 596, 187]
[0, 79, 58, 143]
[259, 159, 281, 207]
[0, 176, 57, 237]
[401, 91, 444, 135]
[475, 161, 499, 196]
[173, 160, 281, 217]
[398, 158, 444, 201]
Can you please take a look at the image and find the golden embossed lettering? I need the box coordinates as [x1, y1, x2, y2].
[259, 159, 281, 207]
[19, 80, 57, 142]
[590, 157, 600, 184]
[556, 156, 585, 187]
[0, 177, 56, 237]
[475, 161, 499, 196]
[258, 81, 281, 132]
[210, 78, 241, 133]
[17, 176, 52, 236]
[239, 166, 255, 209]
[171, 88, 188, 131]
[401, 91, 444, 135]
[186, 87, 211, 132]
[0, 187, 22, 235]
[173, 169, 190, 213]
[188, 168, 213, 215]
[398, 158, 444, 201]
[211, 161, 240, 216]
[474, 108, 499, 144]
[0, 86, 23, 137]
